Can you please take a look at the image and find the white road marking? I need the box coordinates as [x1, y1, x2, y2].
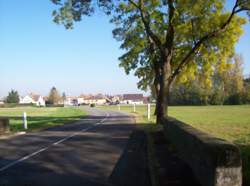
[0, 111, 110, 172]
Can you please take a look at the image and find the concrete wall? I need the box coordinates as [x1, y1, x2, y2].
[163, 117, 242, 186]
[0, 118, 10, 135]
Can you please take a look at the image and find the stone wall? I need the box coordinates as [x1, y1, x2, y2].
[163, 117, 242, 186]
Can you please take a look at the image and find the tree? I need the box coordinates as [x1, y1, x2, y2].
[48, 87, 61, 105]
[5, 89, 20, 104]
[222, 54, 244, 104]
[169, 54, 245, 105]
[62, 92, 67, 101]
[243, 76, 250, 104]
[52, 0, 250, 123]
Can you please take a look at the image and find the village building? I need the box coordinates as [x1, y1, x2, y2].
[120, 94, 144, 105]
[20, 94, 46, 106]
[83, 94, 107, 105]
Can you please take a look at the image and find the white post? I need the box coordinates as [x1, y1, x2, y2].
[133, 103, 136, 112]
[23, 112, 28, 130]
[118, 104, 120, 111]
[147, 104, 151, 121]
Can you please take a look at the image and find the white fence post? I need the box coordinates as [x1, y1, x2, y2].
[133, 103, 136, 112]
[147, 104, 151, 121]
[23, 112, 28, 130]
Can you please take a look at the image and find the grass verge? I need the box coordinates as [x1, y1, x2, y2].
[97, 105, 250, 185]
[0, 106, 86, 132]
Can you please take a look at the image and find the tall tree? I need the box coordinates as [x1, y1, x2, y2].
[62, 92, 67, 101]
[52, 0, 250, 123]
[5, 89, 20, 104]
[243, 76, 250, 103]
[222, 54, 244, 104]
[48, 87, 61, 105]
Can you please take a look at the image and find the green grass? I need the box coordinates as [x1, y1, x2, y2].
[0, 107, 86, 132]
[97, 104, 250, 185]
[98, 105, 250, 142]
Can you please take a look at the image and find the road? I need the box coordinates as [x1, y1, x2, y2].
[0, 107, 135, 186]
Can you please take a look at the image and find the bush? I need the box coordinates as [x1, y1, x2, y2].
[224, 93, 243, 105]
[210, 89, 224, 105]
[90, 103, 95, 107]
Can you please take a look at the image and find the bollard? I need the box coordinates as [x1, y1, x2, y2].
[23, 112, 28, 130]
[133, 103, 136, 112]
[147, 104, 151, 120]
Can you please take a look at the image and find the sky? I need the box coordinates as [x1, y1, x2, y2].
[0, 1, 249, 97]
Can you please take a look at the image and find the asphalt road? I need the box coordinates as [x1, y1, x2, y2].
[0, 107, 135, 186]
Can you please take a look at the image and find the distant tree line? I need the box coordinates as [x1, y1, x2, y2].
[167, 55, 250, 105]
[4, 87, 67, 106]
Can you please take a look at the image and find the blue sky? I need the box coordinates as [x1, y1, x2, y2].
[0, 1, 249, 97]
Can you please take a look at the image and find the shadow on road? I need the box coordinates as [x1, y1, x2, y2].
[0, 114, 201, 186]
[0, 118, 135, 186]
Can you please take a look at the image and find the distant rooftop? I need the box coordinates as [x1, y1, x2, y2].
[123, 94, 143, 101]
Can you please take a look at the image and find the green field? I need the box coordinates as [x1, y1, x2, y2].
[0, 107, 86, 132]
[97, 104, 250, 184]
[98, 105, 250, 143]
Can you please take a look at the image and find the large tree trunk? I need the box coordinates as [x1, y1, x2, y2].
[153, 62, 161, 116]
[156, 60, 171, 124]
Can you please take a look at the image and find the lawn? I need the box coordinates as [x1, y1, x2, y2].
[98, 105, 250, 143]
[97, 104, 250, 184]
[0, 106, 86, 132]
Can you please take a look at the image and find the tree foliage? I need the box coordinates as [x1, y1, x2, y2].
[5, 89, 20, 104]
[62, 92, 67, 101]
[169, 54, 246, 105]
[51, 0, 250, 122]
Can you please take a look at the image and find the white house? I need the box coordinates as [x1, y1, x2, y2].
[77, 97, 85, 105]
[0, 99, 4, 105]
[120, 94, 144, 105]
[20, 94, 45, 107]
[64, 96, 76, 106]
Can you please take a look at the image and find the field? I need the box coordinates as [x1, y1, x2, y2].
[97, 104, 250, 184]
[0, 107, 86, 132]
[97, 105, 250, 143]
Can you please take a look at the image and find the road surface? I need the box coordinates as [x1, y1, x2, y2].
[0, 107, 135, 186]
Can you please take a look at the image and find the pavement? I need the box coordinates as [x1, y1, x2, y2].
[0, 107, 136, 186]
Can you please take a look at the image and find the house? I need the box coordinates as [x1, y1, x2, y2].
[110, 95, 121, 104]
[143, 96, 149, 104]
[20, 94, 46, 106]
[77, 97, 85, 105]
[83, 94, 107, 105]
[121, 94, 144, 105]
[0, 99, 4, 105]
[64, 96, 77, 106]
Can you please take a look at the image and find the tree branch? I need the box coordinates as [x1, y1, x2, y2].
[169, 0, 242, 83]
[128, 0, 163, 53]
[164, 0, 175, 66]
[165, 0, 175, 48]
